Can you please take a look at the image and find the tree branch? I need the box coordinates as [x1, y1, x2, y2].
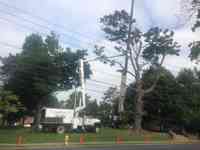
[114, 60, 136, 78]
[144, 54, 166, 94]
[129, 48, 139, 79]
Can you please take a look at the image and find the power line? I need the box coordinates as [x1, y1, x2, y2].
[0, 41, 126, 73]
[86, 54, 125, 63]
[0, 9, 88, 48]
[86, 80, 120, 88]
[87, 79, 118, 87]
[86, 81, 113, 88]
[0, 41, 139, 84]
[92, 70, 121, 78]
[0, 41, 21, 50]
[86, 88, 106, 94]
[0, 16, 82, 48]
[0, 8, 120, 53]
[0, 3, 97, 48]
[0, 0, 97, 41]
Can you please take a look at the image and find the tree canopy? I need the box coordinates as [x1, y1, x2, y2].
[95, 10, 180, 132]
[0, 32, 92, 128]
[0, 88, 23, 126]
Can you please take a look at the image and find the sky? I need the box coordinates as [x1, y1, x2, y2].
[0, 0, 199, 101]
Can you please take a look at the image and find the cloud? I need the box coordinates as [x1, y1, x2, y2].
[0, 18, 26, 56]
[0, 0, 199, 101]
[144, 0, 182, 29]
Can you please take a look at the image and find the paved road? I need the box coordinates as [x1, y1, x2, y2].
[33, 144, 200, 150]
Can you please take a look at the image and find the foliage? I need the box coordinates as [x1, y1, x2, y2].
[0, 32, 92, 129]
[95, 10, 180, 131]
[98, 87, 119, 127]
[0, 88, 23, 126]
[142, 68, 184, 130]
[0, 32, 92, 113]
[180, 0, 200, 63]
[190, 0, 200, 31]
[189, 41, 200, 63]
[176, 68, 200, 132]
[124, 67, 200, 133]
[84, 99, 99, 117]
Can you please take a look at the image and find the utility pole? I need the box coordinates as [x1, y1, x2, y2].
[118, 0, 135, 113]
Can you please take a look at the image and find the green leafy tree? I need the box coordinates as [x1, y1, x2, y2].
[98, 87, 119, 127]
[125, 67, 200, 133]
[0, 88, 23, 126]
[95, 10, 180, 132]
[142, 67, 184, 131]
[125, 68, 183, 131]
[180, 0, 200, 31]
[176, 69, 200, 133]
[180, 0, 200, 62]
[84, 99, 99, 117]
[64, 91, 91, 109]
[0, 32, 92, 129]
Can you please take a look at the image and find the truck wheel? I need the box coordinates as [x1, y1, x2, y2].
[56, 125, 65, 134]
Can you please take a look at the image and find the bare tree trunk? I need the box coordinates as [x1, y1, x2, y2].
[134, 80, 145, 134]
[1, 116, 6, 127]
[33, 103, 42, 131]
[134, 90, 144, 133]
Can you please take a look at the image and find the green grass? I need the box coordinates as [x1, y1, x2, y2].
[0, 127, 170, 144]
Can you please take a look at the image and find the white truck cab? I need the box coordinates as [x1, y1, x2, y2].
[40, 107, 101, 133]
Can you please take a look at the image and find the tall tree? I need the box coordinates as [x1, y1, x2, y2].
[63, 91, 91, 109]
[176, 69, 200, 132]
[142, 67, 184, 131]
[95, 10, 180, 132]
[125, 68, 183, 131]
[179, 0, 199, 31]
[187, 0, 200, 31]
[98, 87, 119, 127]
[0, 32, 92, 129]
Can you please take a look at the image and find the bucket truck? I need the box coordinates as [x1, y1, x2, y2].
[40, 59, 101, 133]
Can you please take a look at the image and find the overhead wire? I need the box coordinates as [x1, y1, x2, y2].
[87, 79, 119, 87]
[0, 3, 98, 48]
[86, 88, 107, 94]
[0, 41, 21, 50]
[0, 41, 126, 77]
[0, 11, 84, 48]
[0, 0, 97, 41]
[0, 16, 82, 48]
[86, 81, 119, 88]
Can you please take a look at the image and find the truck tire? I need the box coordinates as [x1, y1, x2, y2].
[56, 125, 65, 134]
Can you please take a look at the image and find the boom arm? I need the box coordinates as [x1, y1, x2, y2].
[74, 59, 86, 114]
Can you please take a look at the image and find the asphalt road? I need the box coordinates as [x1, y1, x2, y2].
[33, 144, 200, 150]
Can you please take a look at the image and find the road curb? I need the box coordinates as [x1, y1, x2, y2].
[0, 140, 200, 150]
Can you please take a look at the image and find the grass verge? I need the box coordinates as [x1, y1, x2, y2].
[0, 127, 170, 144]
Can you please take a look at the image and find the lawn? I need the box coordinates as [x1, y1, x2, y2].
[0, 127, 170, 144]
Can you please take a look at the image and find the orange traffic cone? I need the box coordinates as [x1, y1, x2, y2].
[93, 136, 97, 144]
[16, 135, 23, 145]
[116, 136, 123, 144]
[144, 135, 151, 144]
[80, 135, 84, 144]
